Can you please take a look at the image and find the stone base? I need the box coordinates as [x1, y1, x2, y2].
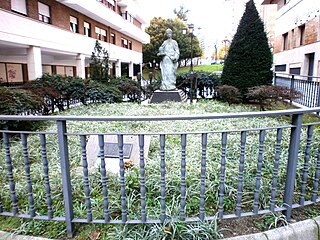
[150, 90, 187, 103]
[86, 135, 151, 174]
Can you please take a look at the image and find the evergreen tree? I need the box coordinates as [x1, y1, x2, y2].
[220, 0, 273, 99]
[90, 40, 109, 82]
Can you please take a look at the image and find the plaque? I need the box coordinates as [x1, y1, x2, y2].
[104, 142, 133, 159]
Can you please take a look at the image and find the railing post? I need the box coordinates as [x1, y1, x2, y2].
[316, 81, 320, 115]
[273, 72, 277, 86]
[290, 75, 295, 104]
[57, 120, 74, 238]
[283, 113, 303, 221]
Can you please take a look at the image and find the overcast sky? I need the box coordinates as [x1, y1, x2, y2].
[139, 0, 242, 41]
[138, 0, 264, 42]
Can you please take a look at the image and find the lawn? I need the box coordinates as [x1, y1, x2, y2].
[0, 100, 319, 239]
[143, 64, 223, 80]
[177, 64, 223, 74]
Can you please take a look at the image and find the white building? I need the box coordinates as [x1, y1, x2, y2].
[0, 0, 150, 84]
[262, 0, 320, 77]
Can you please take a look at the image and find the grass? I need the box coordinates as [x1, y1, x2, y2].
[177, 64, 223, 74]
[142, 64, 223, 79]
[0, 100, 320, 239]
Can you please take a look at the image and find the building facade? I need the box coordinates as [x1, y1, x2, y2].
[262, 0, 320, 77]
[0, 0, 150, 84]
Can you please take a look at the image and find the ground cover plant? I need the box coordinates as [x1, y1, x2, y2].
[0, 100, 320, 239]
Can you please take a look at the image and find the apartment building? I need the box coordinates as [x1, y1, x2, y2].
[262, 0, 320, 76]
[0, 0, 150, 84]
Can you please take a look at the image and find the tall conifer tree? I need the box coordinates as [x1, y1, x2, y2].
[221, 0, 273, 98]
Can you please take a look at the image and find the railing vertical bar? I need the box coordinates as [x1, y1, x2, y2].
[21, 133, 35, 217]
[199, 133, 207, 220]
[236, 131, 247, 217]
[270, 128, 283, 212]
[98, 134, 110, 222]
[0, 195, 2, 213]
[218, 132, 228, 219]
[311, 82, 316, 107]
[160, 134, 166, 222]
[290, 75, 294, 105]
[307, 80, 312, 107]
[311, 144, 320, 202]
[139, 134, 147, 222]
[40, 134, 53, 219]
[302, 80, 306, 105]
[253, 130, 266, 214]
[3, 132, 18, 216]
[180, 134, 187, 221]
[80, 135, 92, 222]
[300, 125, 314, 205]
[283, 114, 303, 221]
[317, 82, 320, 115]
[118, 134, 127, 222]
[56, 120, 74, 237]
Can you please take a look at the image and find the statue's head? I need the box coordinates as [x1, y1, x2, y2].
[166, 28, 173, 38]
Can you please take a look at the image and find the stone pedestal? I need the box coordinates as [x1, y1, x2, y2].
[86, 135, 151, 174]
[150, 90, 187, 103]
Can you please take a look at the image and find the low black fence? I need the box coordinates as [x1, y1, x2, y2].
[274, 73, 320, 108]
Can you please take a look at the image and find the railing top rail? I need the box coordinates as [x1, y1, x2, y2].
[275, 72, 320, 79]
[0, 108, 320, 122]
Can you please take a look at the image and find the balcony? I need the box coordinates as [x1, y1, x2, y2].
[56, 0, 150, 43]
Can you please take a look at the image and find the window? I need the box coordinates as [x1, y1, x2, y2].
[121, 38, 128, 48]
[128, 40, 132, 50]
[111, 33, 116, 44]
[95, 27, 107, 42]
[0, 63, 24, 84]
[299, 24, 305, 46]
[38, 2, 51, 23]
[275, 64, 286, 72]
[56, 66, 74, 77]
[282, 32, 288, 50]
[11, 0, 27, 15]
[84, 22, 91, 37]
[70, 16, 78, 33]
[289, 67, 301, 75]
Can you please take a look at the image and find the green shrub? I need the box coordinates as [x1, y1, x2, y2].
[0, 87, 43, 130]
[86, 81, 122, 103]
[23, 74, 122, 112]
[176, 71, 220, 98]
[217, 85, 241, 105]
[117, 78, 141, 102]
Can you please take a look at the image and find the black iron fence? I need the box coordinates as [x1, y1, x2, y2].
[274, 73, 320, 108]
[1, 108, 320, 237]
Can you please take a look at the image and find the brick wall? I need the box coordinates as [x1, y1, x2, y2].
[273, 35, 282, 54]
[133, 19, 142, 28]
[0, 0, 143, 52]
[0, 0, 10, 11]
[305, 17, 319, 45]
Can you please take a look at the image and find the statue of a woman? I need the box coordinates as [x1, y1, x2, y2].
[157, 28, 180, 91]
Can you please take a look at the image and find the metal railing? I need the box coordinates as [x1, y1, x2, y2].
[1, 108, 320, 237]
[274, 73, 320, 108]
